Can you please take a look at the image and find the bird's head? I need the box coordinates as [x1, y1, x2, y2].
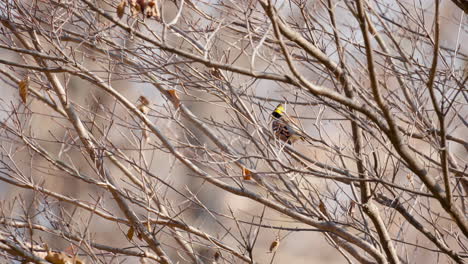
[272, 104, 285, 118]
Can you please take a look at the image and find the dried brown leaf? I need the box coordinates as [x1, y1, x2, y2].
[319, 199, 330, 219]
[242, 167, 252, 180]
[137, 96, 150, 114]
[167, 89, 181, 107]
[269, 238, 280, 253]
[127, 226, 135, 240]
[210, 68, 222, 79]
[145, 0, 160, 19]
[130, 0, 142, 16]
[347, 200, 356, 218]
[214, 251, 221, 261]
[117, 0, 127, 19]
[19, 76, 29, 104]
[406, 174, 414, 185]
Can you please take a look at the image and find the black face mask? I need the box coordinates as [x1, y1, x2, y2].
[272, 111, 282, 118]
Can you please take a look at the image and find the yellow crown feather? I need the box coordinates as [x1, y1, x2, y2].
[274, 104, 285, 115]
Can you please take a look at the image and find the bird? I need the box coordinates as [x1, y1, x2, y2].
[271, 104, 305, 144]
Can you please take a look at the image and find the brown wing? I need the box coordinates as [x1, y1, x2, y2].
[272, 119, 301, 144]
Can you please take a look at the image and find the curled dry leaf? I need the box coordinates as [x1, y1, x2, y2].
[145, 0, 160, 19]
[210, 68, 222, 79]
[214, 251, 221, 261]
[19, 76, 29, 104]
[167, 89, 181, 108]
[127, 226, 135, 240]
[130, 0, 142, 16]
[269, 238, 280, 253]
[242, 167, 252, 180]
[318, 199, 330, 220]
[117, 0, 127, 19]
[129, 0, 159, 19]
[137, 96, 150, 142]
[347, 200, 356, 218]
[137, 96, 150, 114]
[406, 174, 414, 185]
